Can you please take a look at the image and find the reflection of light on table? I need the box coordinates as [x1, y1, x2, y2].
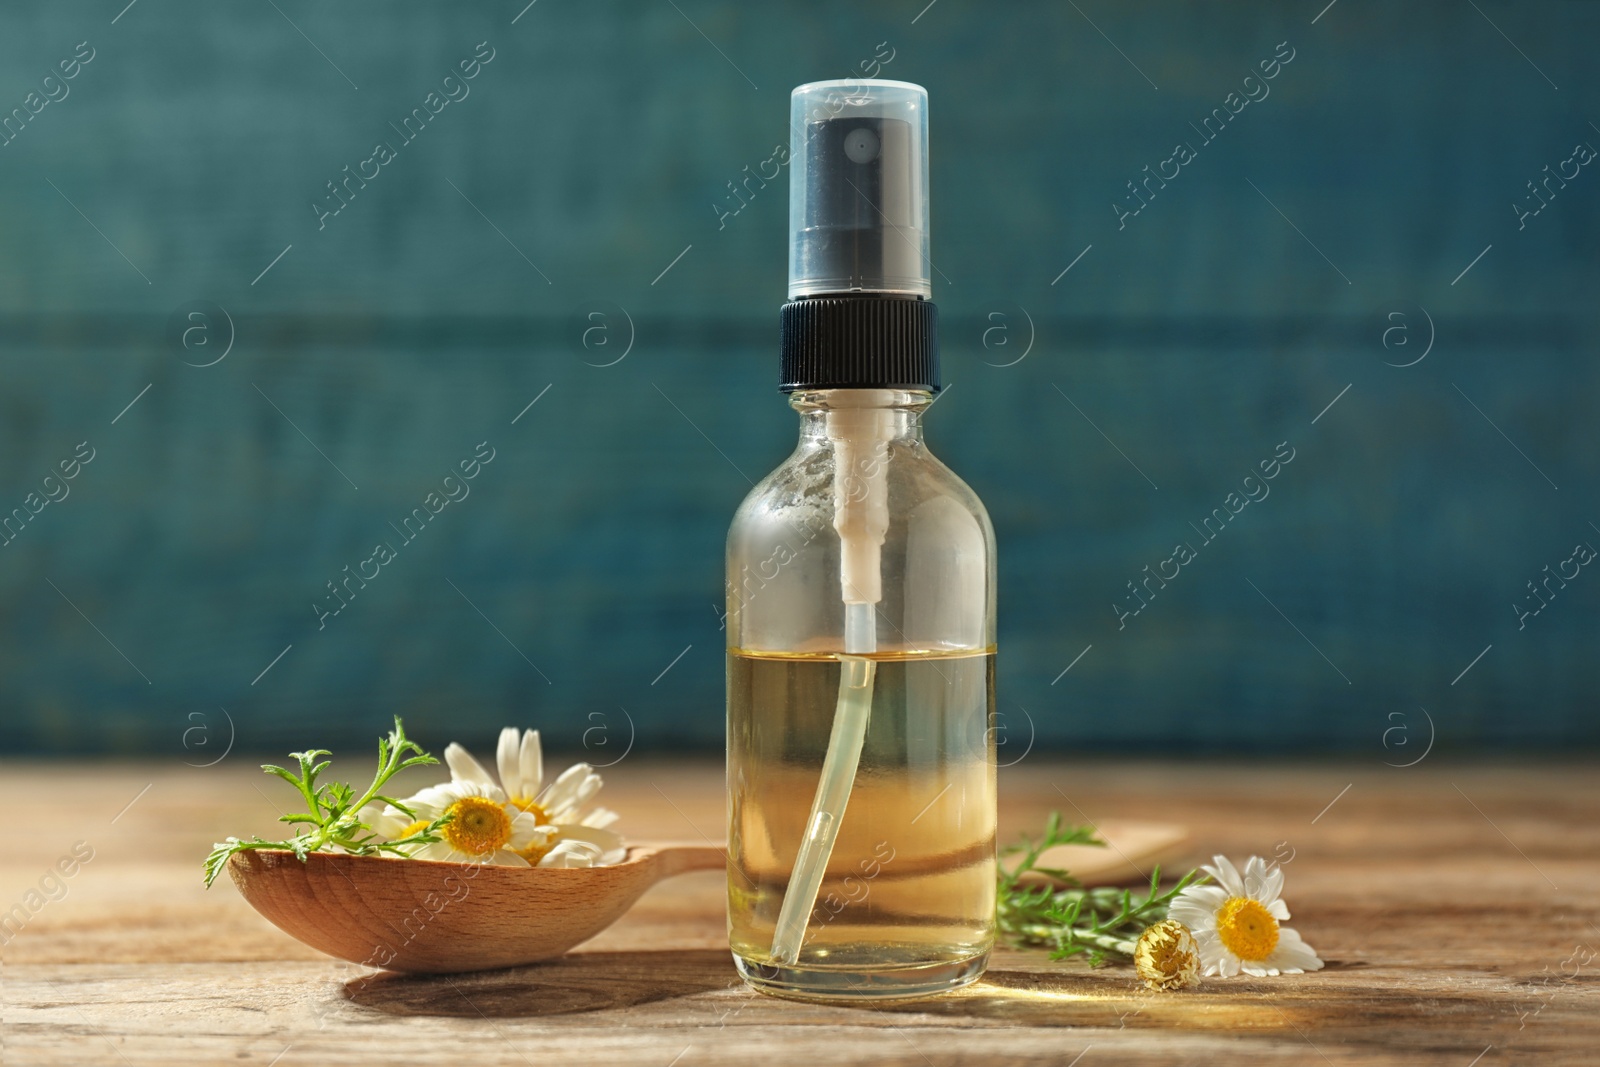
[954, 983, 1108, 1003]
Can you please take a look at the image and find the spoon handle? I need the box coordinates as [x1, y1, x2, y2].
[650, 843, 727, 878]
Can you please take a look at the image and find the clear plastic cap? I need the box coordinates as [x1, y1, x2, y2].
[789, 79, 930, 300]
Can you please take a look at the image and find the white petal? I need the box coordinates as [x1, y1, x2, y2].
[556, 824, 626, 865]
[540, 763, 600, 814]
[539, 840, 601, 868]
[506, 812, 556, 850]
[356, 802, 390, 828]
[1270, 927, 1324, 972]
[492, 850, 531, 867]
[1217, 952, 1241, 978]
[578, 807, 620, 830]
[411, 840, 450, 861]
[451, 778, 506, 804]
[539, 763, 585, 806]
[1168, 902, 1217, 929]
[522, 730, 544, 797]
[383, 797, 422, 818]
[1243, 856, 1270, 899]
[570, 776, 602, 813]
[510, 809, 552, 833]
[1193, 932, 1226, 966]
[1202, 855, 1245, 897]
[1174, 884, 1229, 910]
[1267, 898, 1291, 921]
[381, 812, 417, 837]
[497, 728, 522, 798]
[1277, 924, 1309, 945]
[403, 785, 454, 819]
[1196, 936, 1227, 977]
[1259, 864, 1285, 906]
[444, 743, 495, 785]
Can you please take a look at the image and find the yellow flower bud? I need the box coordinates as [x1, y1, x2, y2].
[1135, 919, 1201, 991]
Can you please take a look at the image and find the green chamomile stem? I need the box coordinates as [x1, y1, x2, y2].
[283, 765, 322, 817]
[204, 719, 437, 887]
[345, 725, 432, 825]
[1012, 922, 1137, 956]
[1077, 930, 1138, 956]
[349, 757, 399, 816]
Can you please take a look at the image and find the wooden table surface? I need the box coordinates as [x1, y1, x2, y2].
[3, 756, 1596, 1066]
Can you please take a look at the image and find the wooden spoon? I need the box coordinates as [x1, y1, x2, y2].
[228, 842, 724, 974]
[1016, 820, 1190, 886]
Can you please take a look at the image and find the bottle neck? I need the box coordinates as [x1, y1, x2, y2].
[791, 388, 931, 444]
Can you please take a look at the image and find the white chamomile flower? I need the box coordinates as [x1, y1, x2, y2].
[352, 802, 435, 857]
[1167, 855, 1324, 978]
[442, 727, 626, 868]
[391, 779, 554, 867]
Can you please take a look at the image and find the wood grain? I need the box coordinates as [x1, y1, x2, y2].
[227, 843, 724, 973]
[3, 757, 1597, 1065]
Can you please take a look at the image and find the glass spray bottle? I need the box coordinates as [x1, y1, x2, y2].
[726, 79, 997, 1001]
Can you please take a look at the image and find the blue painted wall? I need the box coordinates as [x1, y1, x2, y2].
[1, 1, 1596, 758]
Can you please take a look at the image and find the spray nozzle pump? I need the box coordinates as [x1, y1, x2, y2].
[789, 79, 931, 300]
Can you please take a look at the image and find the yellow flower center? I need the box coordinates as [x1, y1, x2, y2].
[398, 819, 429, 838]
[1215, 897, 1279, 961]
[441, 796, 513, 856]
[514, 837, 556, 865]
[509, 796, 548, 822]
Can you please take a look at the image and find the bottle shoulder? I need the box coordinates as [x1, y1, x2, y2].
[908, 444, 995, 541]
[731, 438, 993, 541]
[727, 434, 995, 652]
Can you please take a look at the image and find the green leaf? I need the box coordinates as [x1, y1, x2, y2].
[261, 764, 301, 787]
[996, 811, 1209, 962]
[372, 795, 415, 817]
[202, 717, 439, 887]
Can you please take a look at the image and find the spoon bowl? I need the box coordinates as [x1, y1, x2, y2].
[228, 842, 725, 974]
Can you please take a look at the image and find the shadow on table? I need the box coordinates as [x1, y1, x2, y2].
[345, 951, 1390, 1032]
[343, 953, 1153, 1024]
[344, 949, 739, 1017]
